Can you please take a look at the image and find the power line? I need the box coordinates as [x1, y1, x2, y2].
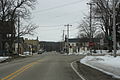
[37, 21, 80, 28]
[33, 0, 84, 13]
[64, 27, 78, 31]
[51, 10, 84, 18]
[36, 26, 78, 32]
[38, 24, 64, 27]
[38, 28, 63, 31]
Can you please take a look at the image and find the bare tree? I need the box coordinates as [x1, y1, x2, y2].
[0, 0, 37, 35]
[0, 0, 36, 21]
[78, 17, 102, 39]
[19, 23, 38, 36]
[92, 0, 120, 52]
[0, 0, 37, 54]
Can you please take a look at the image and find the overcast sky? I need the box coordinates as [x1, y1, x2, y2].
[24, 0, 90, 42]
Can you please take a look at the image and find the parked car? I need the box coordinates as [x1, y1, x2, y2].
[23, 51, 31, 55]
[38, 50, 44, 54]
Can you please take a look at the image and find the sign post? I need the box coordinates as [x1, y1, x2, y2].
[100, 39, 104, 53]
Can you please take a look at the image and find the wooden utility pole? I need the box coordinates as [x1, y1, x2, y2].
[113, 0, 117, 57]
[87, 2, 95, 53]
[62, 30, 65, 52]
[64, 24, 72, 54]
[17, 17, 20, 55]
[63, 30, 65, 41]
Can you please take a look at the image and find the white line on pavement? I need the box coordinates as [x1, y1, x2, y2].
[70, 61, 86, 80]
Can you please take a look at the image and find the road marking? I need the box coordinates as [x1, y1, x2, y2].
[7, 64, 33, 80]
[1, 62, 36, 80]
[1, 61, 38, 80]
[71, 61, 86, 80]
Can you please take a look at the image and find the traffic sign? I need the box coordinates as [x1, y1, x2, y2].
[89, 42, 95, 46]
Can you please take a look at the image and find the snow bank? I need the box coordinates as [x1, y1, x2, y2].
[95, 50, 120, 54]
[80, 55, 120, 79]
[0, 57, 9, 62]
[65, 49, 120, 55]
[68, 50, 89, 55]
[19, 54, 26, 57]
[68, 50, 109, 55]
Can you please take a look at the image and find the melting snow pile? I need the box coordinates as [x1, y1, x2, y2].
[80, 55, 120, 78]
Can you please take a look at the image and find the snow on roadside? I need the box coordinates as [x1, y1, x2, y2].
[68, 50, 89, 55]
[68, 50, 109, 55]
[80, 55, 120, 79]
[0, 57, 9, 62]
[65, 50, 120, 55]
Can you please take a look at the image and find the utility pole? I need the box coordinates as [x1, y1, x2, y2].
[87, 2, 95, 53]
[17, 0, 20, 55]
[17, 17, 20, 55]
[113, 0, 117, 57]
[64, 24, 72, 54]
[63, 30, 65, 41]
[62, 30, 65, 52]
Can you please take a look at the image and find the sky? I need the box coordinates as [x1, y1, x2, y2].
[24, 0, 90, 42]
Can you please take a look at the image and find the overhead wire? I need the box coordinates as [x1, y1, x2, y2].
[31, 0, 85, 29]
[37, 20, 80, 28]
[38, 25, 63, 27]
[31, 0, 85, 34]
[38, 28, 63, 31]
[38, 26, 79, 32]
[26, 0, 89, 41]
[33, 0, 84, 13]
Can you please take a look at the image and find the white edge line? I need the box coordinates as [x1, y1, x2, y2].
[70, 61, 86, 80]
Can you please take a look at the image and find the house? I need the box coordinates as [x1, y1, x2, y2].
[14, 37, 24, 55]
[67, 38, 101, 53]
[24, 38, 40, 53]
[0, 21, 16, 56]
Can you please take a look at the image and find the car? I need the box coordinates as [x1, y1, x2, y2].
[23, 51, 31, 55]
[38, 50, 44, 54]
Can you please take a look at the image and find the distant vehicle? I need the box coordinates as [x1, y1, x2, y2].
[38, 50, 44, 54]
[23, 51, 31, 55]
[60, 51, 64, 54]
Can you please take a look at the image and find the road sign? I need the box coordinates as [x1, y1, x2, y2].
[89, 42, 95, 47]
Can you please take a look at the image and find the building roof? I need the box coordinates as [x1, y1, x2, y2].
[14, 37, 24, 43]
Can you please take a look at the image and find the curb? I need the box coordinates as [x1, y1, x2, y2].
[70, 61, 87, 80]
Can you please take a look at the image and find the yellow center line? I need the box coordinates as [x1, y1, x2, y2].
[7, 63, 36, 80]
[1, 62, 34, 80]
[1, 61, 39, 80]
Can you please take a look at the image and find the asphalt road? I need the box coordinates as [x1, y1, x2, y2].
[0, 52, 84, 80]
